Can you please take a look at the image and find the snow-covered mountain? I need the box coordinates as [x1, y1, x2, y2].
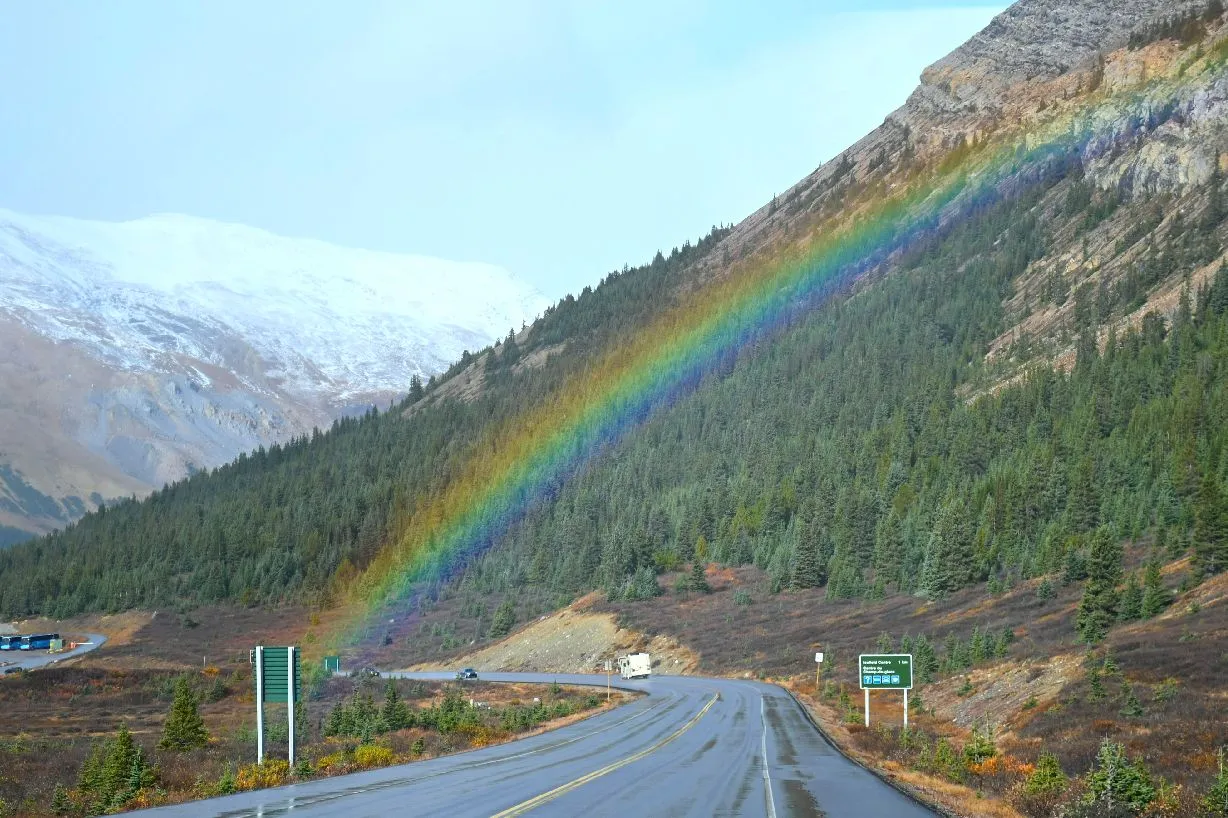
[0, 208, 548, 543]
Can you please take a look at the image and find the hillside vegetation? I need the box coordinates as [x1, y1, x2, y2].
[4, 4, 1228, 639]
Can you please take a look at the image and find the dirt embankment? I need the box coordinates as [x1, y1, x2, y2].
[406, 593, 699, 675]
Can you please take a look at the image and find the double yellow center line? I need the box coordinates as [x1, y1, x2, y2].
[490, 692, 720, 817]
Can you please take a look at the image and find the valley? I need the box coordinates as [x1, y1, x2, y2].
[6, 0, 1228, 816]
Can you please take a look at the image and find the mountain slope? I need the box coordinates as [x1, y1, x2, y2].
[0, 210, 547, 538]
[3, 0, 1227, 626]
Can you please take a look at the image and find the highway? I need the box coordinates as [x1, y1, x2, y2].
[0, 633, 107, 672]
[133, 671, 934, 818]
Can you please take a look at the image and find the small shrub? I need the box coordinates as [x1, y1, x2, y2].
[1152, 678, 1179, 703]
[215, 765, 237, 795]
[733, 589, 752, 606]
[1022, 695, 1038, 710]
[293, 758, 314, 779]
[956, 677, 975, 697]
[49, 783, 71, 816]
[1037, 578, 1055, 600]
[235, 759, 291, 791]
[1119, 685, 1144, 718]
[314, 751, 350, 773]
[411, 737, 426, 756]
[1203, 747, 1228, 817]
[963, 724, 997, 767]
[1009, 752, 1068, 818]
[354, 744, 395, 769]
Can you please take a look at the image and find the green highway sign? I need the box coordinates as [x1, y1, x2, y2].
[256, 646, 302, 703]
[859, 654, 913, 690]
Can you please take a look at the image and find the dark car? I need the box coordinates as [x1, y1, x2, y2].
[456, 668, 479, 680]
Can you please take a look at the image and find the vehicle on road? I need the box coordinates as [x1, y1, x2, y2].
[9, 633, 60, 651]
[457, 667, 479, 680]
[617, 652, 651, 679]
[349, 667, 380, 679]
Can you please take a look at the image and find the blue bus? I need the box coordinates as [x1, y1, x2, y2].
[17, 633, 59, 651]
[0, 635, 17, 651]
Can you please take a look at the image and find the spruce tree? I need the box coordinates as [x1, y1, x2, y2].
[1140, 557, 1168, 618]
[159, 677, 210, 751]
[690, 559, 711, 593]
[1193, 470, 1228, 576]
[1118, 573, 1143, 622]
[792, 526, 822, 589]
[1077, 527, 1123, 643]
[382, 681, 411, 730]
[489, 599, 516, 638]
[915, 635, 938, 684]
[919, 500, 973, 599]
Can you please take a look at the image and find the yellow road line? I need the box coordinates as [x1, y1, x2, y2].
[490, 693, 720, 818]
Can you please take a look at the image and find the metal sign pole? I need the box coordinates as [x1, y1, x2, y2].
[864, 688, 870, 727]
[255, 646, 265, 764]
[903, 688, 909, 728]
[287, 647, 296, 767]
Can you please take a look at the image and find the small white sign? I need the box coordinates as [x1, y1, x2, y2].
[815, 652, 824, 663]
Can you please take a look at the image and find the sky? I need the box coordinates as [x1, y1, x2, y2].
[0, 1, 1006, 298]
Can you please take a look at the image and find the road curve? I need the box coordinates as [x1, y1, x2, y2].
[0, 633, 107, 672]
[132, 672, 934, 818]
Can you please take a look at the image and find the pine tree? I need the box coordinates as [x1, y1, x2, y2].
[159, 677, 210, 751]
[690, 559, 711, 593]
[1087, 665, 1107, 701]
[1085, 739, 1156, 814]
[1077, 527, 1123, 643]
[488, 599, 516, 638]
[1140, 556, 1169, 618]
[1118, 572, 1143, 622]
[792, 526, 822, 588]
[919, 500, 973, 599]
[1037, 577, 1055, 600]
[1193, 470, 1228, 576]
[382, 681, 411, 730]
[1120, 684, 1144, 717]
[915, 635, 938, 684]
[49, 783, 71, 816]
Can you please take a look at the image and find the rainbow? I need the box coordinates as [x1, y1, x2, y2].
[328, 40, 1221, 653]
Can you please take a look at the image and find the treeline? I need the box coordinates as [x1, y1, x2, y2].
[0, 223, 734, 618]
[5, 135, 1228, 625]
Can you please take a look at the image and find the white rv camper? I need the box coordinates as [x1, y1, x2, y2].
[617, 652, 651, 679]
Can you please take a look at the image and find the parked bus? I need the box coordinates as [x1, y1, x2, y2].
[18, 633, 60, 651]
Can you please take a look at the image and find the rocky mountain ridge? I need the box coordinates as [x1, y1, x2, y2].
[0, 210, 547, 542]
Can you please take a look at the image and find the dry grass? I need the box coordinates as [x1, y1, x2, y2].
[0, 664, 628, 817]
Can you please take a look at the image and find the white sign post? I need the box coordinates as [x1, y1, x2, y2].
[814, 651, 824, 695]
[287, 646, 296, 767]
[255, 646, 265, 763]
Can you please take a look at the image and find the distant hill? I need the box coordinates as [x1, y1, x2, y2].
[0, 209, 547, 539]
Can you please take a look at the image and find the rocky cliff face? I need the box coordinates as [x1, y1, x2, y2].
[671, 0, 1228, 391]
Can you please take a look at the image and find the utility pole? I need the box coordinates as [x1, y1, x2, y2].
[605, 658, 612, 703]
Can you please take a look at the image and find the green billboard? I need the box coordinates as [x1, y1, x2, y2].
[859, 654, 913, 690]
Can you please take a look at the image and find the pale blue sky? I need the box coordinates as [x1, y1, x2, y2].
[0, 2, 1006, 297]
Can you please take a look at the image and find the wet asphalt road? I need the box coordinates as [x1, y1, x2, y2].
[132, 672, 934, 818]
[0, 633, 107, 671]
